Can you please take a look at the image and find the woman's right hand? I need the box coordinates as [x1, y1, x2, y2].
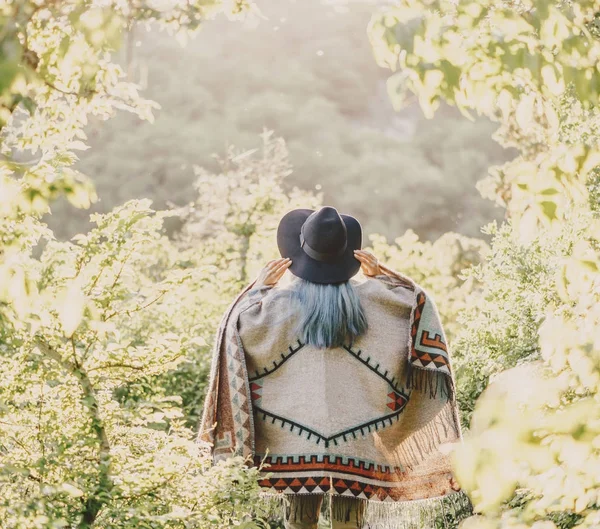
[354, 250, 382, 277]
[254, 258, 292, 288]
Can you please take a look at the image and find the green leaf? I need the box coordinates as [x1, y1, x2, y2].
[539, 187, 559, 195]
[539, 200, 558, 221]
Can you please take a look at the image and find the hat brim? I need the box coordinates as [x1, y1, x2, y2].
[277, 209, 362, 284]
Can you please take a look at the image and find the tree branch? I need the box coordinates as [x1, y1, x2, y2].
[104, 290, 167, 321]
[34, 338, 114, 528]
[87, 362, 144, 373]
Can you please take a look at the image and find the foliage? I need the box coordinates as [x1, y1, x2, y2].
[451, 209, 592, 428]
[369, 0, 600, 528]
[1, 0, 248, 214]
[1, 198, 276, 528]
[455, 230, 600, 528]
[44, 0, 509, 243]
[0, 2, 279, 528]
[369, 0, 600, 234]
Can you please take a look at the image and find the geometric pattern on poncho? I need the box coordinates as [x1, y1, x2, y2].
[254, 454, 459, 501]
[249, 339, 305, 381]
[409, 291, 450, 375]
[200, 285, 274, 460]
[254, 476, 417, 500]
[251, 342, 409, 449]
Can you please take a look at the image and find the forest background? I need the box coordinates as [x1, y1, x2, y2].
[1, 1, 599, 529]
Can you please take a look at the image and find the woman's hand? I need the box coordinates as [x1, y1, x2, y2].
[254, 258, 292, 287]
[354, 250, 382, 277]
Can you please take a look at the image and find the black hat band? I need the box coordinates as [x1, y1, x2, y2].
[299, 229, 348, 262]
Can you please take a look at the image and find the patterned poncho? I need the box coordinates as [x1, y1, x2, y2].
[198, 265, 472, 528]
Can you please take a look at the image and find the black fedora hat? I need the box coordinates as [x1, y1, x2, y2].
[277, 206, 362, 284]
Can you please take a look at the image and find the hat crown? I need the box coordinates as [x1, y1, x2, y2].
[301, 206, 347, 254]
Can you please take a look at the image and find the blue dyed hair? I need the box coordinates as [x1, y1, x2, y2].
[289, 278, 368, 349]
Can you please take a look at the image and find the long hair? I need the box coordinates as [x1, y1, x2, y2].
[289, 277, 368, 349]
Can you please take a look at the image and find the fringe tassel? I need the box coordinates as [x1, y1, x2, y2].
[362, 490, 473, 529]
[389, 403, 460, 471]
[257, 490, 473, 529]
[406, 362, 454, 402]
[286, 493, 323, 524]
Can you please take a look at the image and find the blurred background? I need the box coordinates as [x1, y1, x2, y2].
[45, 0, 510, 242]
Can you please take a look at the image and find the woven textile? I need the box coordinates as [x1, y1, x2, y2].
[198, 265, 471, 527]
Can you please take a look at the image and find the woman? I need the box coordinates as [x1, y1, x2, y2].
[199, 207, 470, 529]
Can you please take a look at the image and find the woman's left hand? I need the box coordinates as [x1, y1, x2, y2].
[254, 258, 292, 287]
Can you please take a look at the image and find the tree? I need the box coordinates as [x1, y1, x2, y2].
[1, 200, 272, 528]
[0, 2, 275, 528]
[1, 0, 248, 213]
[369, 1, 600, 528]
